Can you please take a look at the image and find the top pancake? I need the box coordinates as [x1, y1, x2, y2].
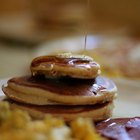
[2, 76, 117, 105]
[30, 53, 101, 79]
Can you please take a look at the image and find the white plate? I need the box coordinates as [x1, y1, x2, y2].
[113, 78, 140, 117]
[0, 78, 8, 96]
[0, 78, 140, 118]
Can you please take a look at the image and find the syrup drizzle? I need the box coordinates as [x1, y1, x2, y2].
[84, 0, 90, 53]
[84, 35, 87, 52]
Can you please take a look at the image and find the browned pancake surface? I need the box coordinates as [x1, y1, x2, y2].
[31, 55, 97, 68]
[8, 76, 116, 97]
[31, 55, 97, 67]
[4, 98, 113, 122]
[30, 54, 100, 79]
[5, 98, 110, 114]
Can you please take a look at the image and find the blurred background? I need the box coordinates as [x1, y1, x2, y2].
[0, 0, 140, 79]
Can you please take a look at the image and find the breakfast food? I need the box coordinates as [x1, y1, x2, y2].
[2, 76, 117, 105]
[85, 44, 140, 78]
[5, 98, 113, 121]
[2, 53, 117, 122]
[1, 101, 140, 140]
[30, 53, 101, 79]
[96, 117, 140, 140]
[0, 101, 105, 140]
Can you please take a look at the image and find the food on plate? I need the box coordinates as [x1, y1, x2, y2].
[4, 98, 113, 122]
[2, 53, 117, 122]
[30, 53, 101, 79]
[85, 45, 140, 78]
[0, 101, 105, 140]
[96, 117, 140, 140]
[2, 76, 117, 105]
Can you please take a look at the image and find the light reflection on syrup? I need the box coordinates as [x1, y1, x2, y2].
[84, 35, 87, 53]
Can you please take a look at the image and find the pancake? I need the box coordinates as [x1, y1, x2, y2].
[96, 117, 140, 140]
[3, 86, 61, 105]
[30, 53, 101, 79]
[5, 98, 114, 122]
[2, 76, 117, 105]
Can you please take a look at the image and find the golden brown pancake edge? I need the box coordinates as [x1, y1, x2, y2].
[30, 54, 101, 79]
[4, 98, 114, 122]
[2, 75, 117, 105]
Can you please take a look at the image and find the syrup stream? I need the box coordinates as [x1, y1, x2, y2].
[84, 0, 90, 53]
[84, 35, 87, 52]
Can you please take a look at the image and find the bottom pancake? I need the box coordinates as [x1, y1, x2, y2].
[4, 98, 114, 122]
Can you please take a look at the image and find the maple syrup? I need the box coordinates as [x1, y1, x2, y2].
[83, 0, 90, 54]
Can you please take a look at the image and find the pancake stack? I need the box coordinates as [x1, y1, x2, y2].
[2, 53, 117, 122]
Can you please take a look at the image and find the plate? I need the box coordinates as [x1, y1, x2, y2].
[0, 78, 140, 118]
[113, 78, 140, 117]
